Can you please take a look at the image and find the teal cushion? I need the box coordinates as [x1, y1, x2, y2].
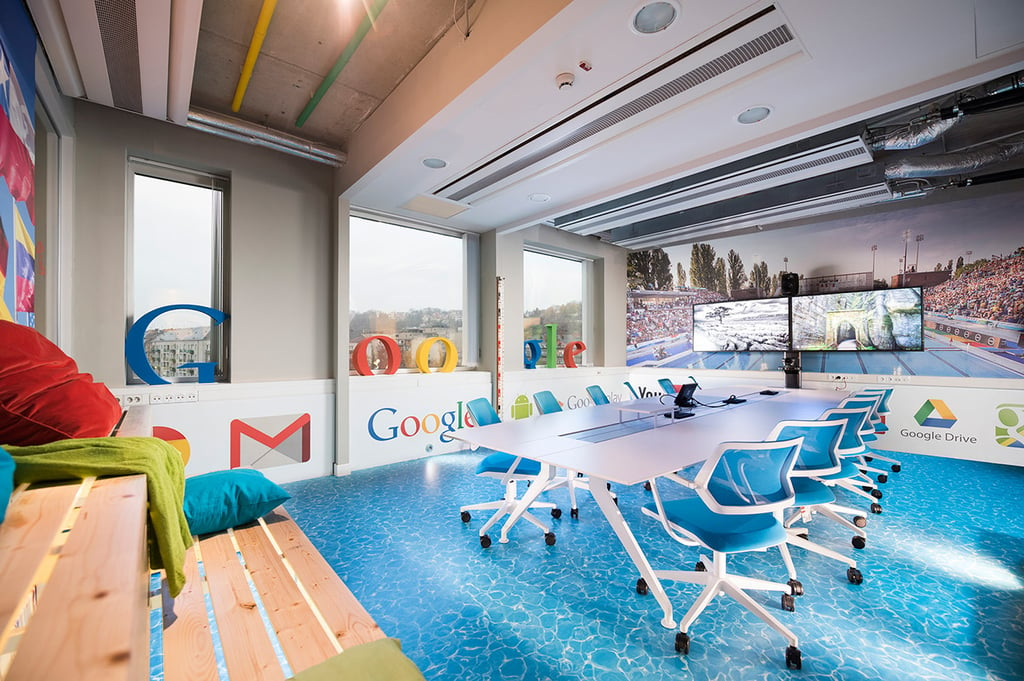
[183, 469, 290, 536]
[289, 638, 425, 681]
[0, 445, 14, 523]
[792, 478, 836, 506]
[645, 498, 786, 553]
[476, 452, 541, 477]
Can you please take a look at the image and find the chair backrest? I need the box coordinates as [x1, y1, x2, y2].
[657, 378, 676, 395]
[466, 397, 501, 427]
[767, 420, 844, 477]
[819, 407, 871, 455]
[533, 390, 563, 414]
[586, 385, 610, 405]
[623, 381, 639, 399]
[859, 387, 893, 414]
[838, 395, 882, 441]
[694, 438, 804, 515]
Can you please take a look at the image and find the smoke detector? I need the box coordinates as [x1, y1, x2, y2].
[556, 72, 575, 90]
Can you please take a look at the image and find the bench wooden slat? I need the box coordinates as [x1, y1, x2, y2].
[263, 509, 386, 650]
[233, 521, 340, 674]
[163, 546, 219, 681]
[0, 482, 79, 643]
[6, 476, 149, 681]
[200, 532, 286, 681]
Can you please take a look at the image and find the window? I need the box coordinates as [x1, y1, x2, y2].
[128, 160, 228, 383]
[523, 250, 585, 366]
[349, 215, 472, 372]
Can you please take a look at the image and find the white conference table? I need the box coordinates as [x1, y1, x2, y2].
[451, 387, 842, 628]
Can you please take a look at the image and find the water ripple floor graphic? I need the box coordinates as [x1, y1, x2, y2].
[281, 451, 1024, 681]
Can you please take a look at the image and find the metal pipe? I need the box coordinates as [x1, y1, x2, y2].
[296, 0, 389, 127]
[187, 108, 346, 166]
[232, 0, 278, 112]
[884, 133, 1024, 178]
[867, 117, 960, 151]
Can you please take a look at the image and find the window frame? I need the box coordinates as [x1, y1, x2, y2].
[125, 157, 230, 384]
[348, 210, 478, 373]
[522, 245, 592, 366]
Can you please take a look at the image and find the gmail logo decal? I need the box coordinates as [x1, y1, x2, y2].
[230, 413, 311, 469]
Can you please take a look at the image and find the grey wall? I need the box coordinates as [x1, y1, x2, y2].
[69, 102, 336, 386]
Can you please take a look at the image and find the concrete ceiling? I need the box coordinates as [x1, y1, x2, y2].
[27, 0, 1024, 247]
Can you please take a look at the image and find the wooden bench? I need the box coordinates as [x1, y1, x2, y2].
[0, 406, 412, 681]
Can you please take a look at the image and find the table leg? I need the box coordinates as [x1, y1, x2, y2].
[588, 475, 676, 629]
[498, 463, 554, 544]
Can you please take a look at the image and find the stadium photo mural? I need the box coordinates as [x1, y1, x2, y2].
[626, 185, 1024, 379]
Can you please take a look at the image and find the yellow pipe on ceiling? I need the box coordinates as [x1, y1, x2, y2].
[231, 0, 278, 112]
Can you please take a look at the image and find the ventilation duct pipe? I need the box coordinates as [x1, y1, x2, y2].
[187, 108, 346, 167]
[884, 133, 1024, 179]
[866, 116, 960, 151]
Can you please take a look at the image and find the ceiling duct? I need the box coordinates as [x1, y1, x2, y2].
[187, 108, 347, 167]
[611, 182, 894, 250]
[885, 133, 1024, 179]
[554, 134, 874, 235]
[435, 5, 802, 204]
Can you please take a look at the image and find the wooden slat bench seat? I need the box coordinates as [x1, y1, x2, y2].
[160, 508, 387, 681]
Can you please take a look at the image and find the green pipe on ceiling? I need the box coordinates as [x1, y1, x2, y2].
[296, 0, 390, 127]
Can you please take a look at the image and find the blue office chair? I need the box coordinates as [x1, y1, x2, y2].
[459, 397, 557, 547]
[533, 390, 562, 415]
[657, 378, 677, 396]
[836, 394, 891, 483]
[849, 388, 903, 474]
[623, 381, 639, 399]
[585, 384, 610, 405]
[767, 420, 864, 584]
[817, 407, 885, 518]
[641, 437, 806, 669]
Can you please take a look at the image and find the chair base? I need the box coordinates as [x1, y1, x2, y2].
[459, 479, 555, 542]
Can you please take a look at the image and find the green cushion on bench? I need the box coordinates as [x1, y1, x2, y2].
[289, 638, 425, 681]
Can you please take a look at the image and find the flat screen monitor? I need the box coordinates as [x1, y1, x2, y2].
[675, 382, 698, 408]
[790, 287, 924, 351]
[691, 297, 791, 352]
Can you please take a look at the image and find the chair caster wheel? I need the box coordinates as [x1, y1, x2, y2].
[607, 482, 612, 490]
[853, 516, 867, 528]
[460, 511, 471, 523]
[877, 474, 888, 483]
[644, 481, 652, 491]
[544, 532, 556, 546]
[787, 579, 803, 596]
[551, 508, 562, 519]
[871, 489, 883, 499]
[613, 496, 619, 506]
[781, 593, 795, 612]
[864, 455, 874, 462]
[695, 561, 707, 572]
[570, 507, 579, 519]
[480, 534, 492, 548]
[870, 502, 883, 514]
[861, 485, 873, 493]
[636, 578, 648, 595]
[847, 567, 863, 584]
[892, 464, 901, 472]
[852, 536, 866, 549]
[796, 531, 809, 540]
[785, 645, 802, 670]
[674, 632, 690, 655]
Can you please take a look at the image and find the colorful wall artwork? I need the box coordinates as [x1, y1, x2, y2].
[626, 188, 1024, 379]
[0, 1, 36, 327]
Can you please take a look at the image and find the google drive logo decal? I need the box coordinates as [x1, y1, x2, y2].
[914, 399, 956, 428]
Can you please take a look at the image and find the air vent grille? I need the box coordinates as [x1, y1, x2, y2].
[443, 22, 795, 202]
[95, 0, 143, 112]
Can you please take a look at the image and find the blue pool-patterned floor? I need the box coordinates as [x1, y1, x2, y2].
[281, 450, 1024, 681]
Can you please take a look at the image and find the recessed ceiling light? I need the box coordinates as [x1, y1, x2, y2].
[737, 106, 772, 125]
[632, 2, 678, 34]
[422, 157, 447, 169]
[528, 193, 551, 203]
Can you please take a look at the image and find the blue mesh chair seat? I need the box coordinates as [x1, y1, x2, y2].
[791, 478, 836, 506]
[585, 384, 610, 405]
[642, 438, 806, 669]
[459, 397, 558, 547]
[645, 498, 787, 553]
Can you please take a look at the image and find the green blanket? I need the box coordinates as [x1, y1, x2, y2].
[7, 436, 193, 597]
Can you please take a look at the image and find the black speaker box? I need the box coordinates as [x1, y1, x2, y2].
[781, 272, 799, 296]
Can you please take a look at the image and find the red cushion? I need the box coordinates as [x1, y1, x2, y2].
[0, 321, 122, 445]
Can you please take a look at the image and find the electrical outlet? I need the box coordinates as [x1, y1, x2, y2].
[150, 389, 199, 404]
[119, 393, 149, 406]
